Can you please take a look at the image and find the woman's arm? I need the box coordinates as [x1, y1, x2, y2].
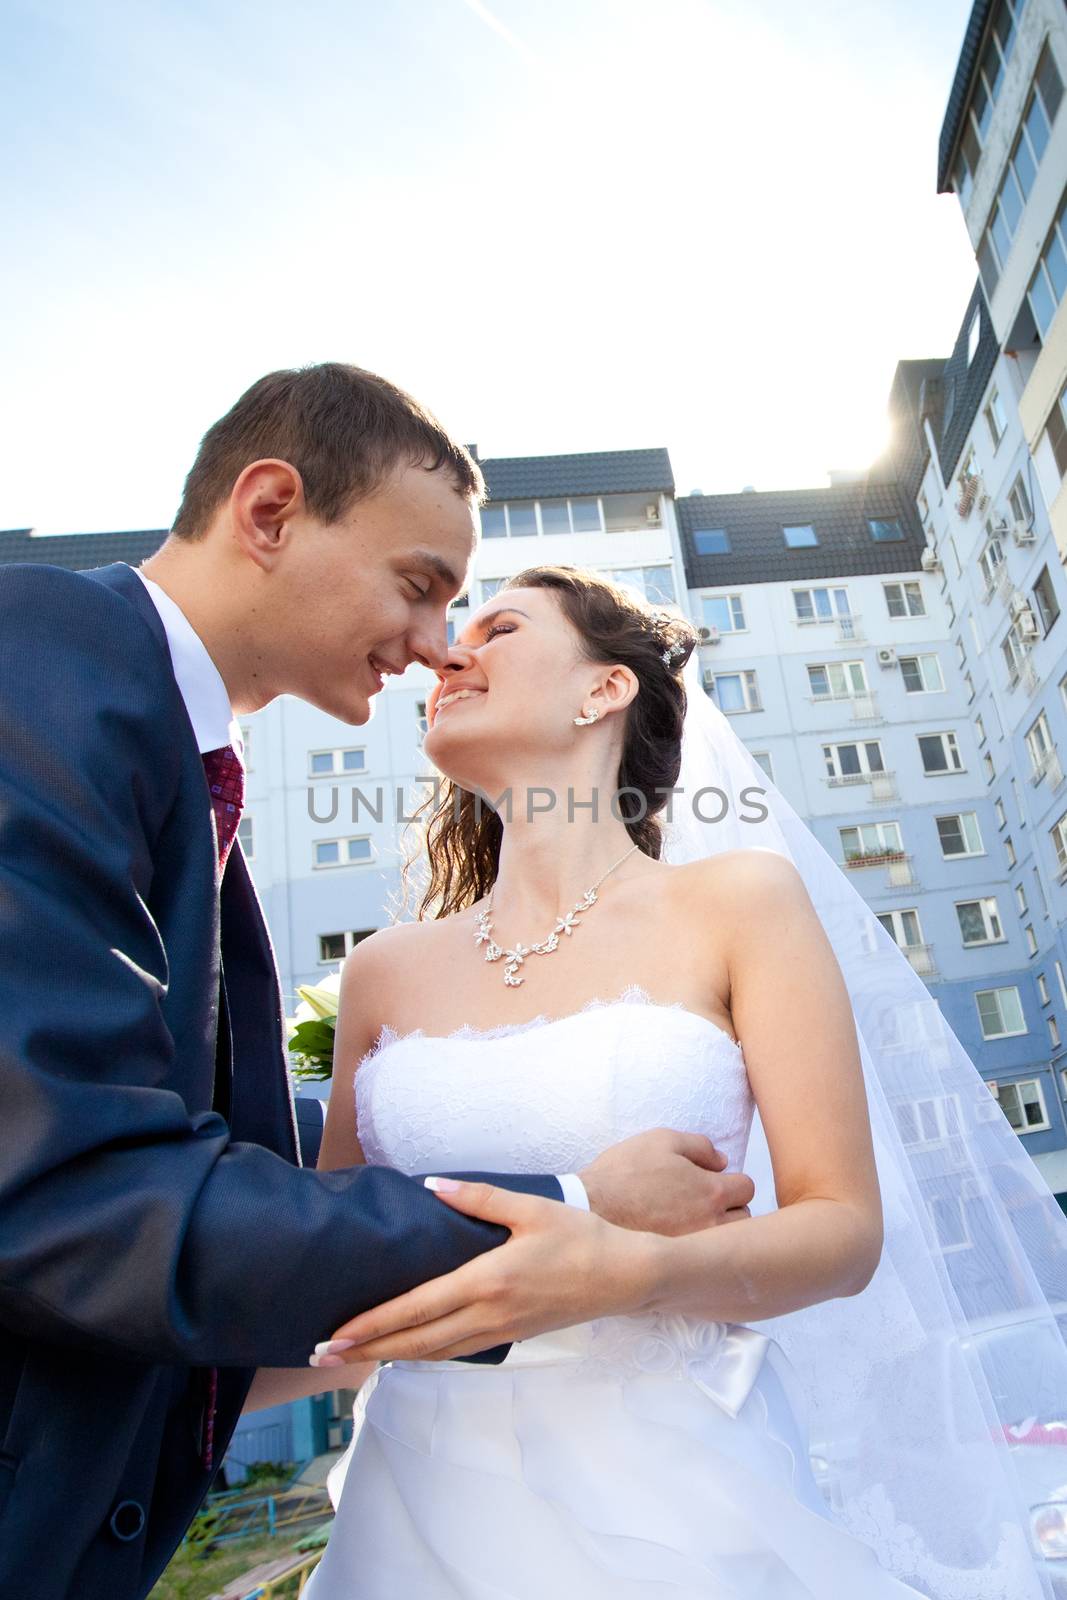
[316, 926, 407, 1172]
[643, 849, 884, 1322]
[243, 935, 404, 1411]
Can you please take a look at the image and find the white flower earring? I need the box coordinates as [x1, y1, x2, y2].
[573, 707, 600, 726]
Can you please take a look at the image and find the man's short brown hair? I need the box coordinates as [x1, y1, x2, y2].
[171, 362, 484, 539]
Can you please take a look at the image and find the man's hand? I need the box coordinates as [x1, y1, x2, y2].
[312, 1181, 662, 1367]
[579, 1129, 755, 1235]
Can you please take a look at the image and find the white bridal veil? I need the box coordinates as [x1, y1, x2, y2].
[663, 653, 1067, 1600]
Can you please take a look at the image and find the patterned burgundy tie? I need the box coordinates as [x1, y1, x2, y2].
[198, 744, 245, 1470]
[201, 744, 246, 874]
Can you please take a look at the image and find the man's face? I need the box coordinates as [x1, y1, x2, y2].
[276, 461, 477, 723]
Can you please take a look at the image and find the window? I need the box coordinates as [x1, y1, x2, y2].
[1009, 472, 1033, 526]
[783, 524, 818, 548]
[900, 654, 945, 693]
[984, 751, 996, 782]
[1006, 834, 1017, 866]
[919, 731, 963, 774]
[956, 897, 1005, 945]
[967, 314, 981, 365]
[1033, 566, 1061, 635]
[868, 518, 904, 542]
[752, 750, 774, 781]
[1050, 1015, 1061, 1048]
[1046, 377, 1067, 477]
[981, 42, 1062, 294]
[975, 986, 1026, 1038]
[482, 497, 608, 537]
[1027, 924, 1039, 955]
[984, 389, 1007, 447]
[823, 740, 885, 781]
[793, 586, 851, 622]
[480, 576, 507, 601]
[1027, 189, 1067, 341]
[1057, 960, 1067, 1007]
[1016, 882, 1028, 914]
[954, 0, 1021, 212]
[807, 660, 868, 699]
[995, 796, 1007, 826]
[309, 747, 366, 777]
[937, 812, 983, 857]
[703, 594, 746, 632]
[840, 821, 903, 862]
[1038, 972, 1050, 1004]
[979, 535, 1006, 593]
[895, 1094, 962, 1146]
[416, 700, 428, 738]
[884, 581, 926, 618]
[313, 836, 374, 868]
[706, 669, 761, 713]
[994, 1077, 1050, 1132]
[694, 528, 730, 555]
[1051, 812, 1067, 877]
[976, 714, 987, 746]
[1025, 711, 1055, 777]
[237, 815, 254, 859]
[610, 565, 676, 605]
[239, 725, 253, 771]
[318, 929, 374, 963]
[877, 908, 924, 948]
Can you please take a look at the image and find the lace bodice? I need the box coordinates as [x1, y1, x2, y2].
[354, 984, 754, 1179]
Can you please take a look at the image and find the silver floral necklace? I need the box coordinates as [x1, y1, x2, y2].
[474, 843, 640, 988]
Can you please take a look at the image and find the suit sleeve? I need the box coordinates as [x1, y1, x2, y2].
[0, 565, 562, 1368]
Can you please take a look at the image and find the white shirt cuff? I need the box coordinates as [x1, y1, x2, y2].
[557, 1172, 590, 1210]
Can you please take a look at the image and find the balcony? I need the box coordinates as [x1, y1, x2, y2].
[807, 689, 884, 724]
[868, 771, 899, 803]
[1032, 748, 1066, 791]
[835, 613, 864, 643]
[995, 565, 1014, 604]
[901, 942, 938, 978]
[844, 850, 917, 889]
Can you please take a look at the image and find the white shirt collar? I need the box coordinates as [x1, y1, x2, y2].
[130, 566, 244, 758]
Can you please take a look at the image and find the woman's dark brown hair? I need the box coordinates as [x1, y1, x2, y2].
[410, 565, 698, 919]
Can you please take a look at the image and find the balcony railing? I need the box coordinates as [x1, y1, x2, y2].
[869, 771, 899, 803]
[1032, 749, 1066, 790]
[901, 942, 938, 978]
[844, 850, 917, 887]
[835, 613, 864, 643]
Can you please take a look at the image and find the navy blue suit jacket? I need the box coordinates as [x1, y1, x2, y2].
[0, 561, 561, 1600]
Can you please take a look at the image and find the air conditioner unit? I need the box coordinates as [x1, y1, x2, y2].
[1009, 589, 1030, 616]
[645, 502, 661, 525]
[702, 668, 716, 691]
[920, 548, 941, 572]
[699, 625, 721, 644]
[877, 647, 898, 668]
[1017, 607, 1040, 639]
[1012, 520, 1036, 545]
[989, 518, 1009, 537]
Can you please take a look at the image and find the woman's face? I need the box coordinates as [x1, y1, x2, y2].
[423, 586, 606, 792]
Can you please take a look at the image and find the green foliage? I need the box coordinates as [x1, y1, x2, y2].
[288, 1016, 336, 1082]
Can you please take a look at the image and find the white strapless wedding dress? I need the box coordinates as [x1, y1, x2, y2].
[305, 987, 927, 1598]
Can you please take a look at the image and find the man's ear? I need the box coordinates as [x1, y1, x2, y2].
[229, 459, 306, 570]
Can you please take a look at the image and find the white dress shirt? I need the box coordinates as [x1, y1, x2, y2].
[128, 566, 589, 1211]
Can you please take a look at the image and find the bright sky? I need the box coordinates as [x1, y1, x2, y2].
[2, 0, 977, 532]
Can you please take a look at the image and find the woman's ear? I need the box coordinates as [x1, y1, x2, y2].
[593, 665, 639, 716]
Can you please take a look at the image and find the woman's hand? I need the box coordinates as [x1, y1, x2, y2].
[308, 1180, 663, 1368]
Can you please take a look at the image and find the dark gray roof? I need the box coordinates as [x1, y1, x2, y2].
[480, 448, 674, 502]
[677, 482, 927, 589]
[931, 280, 999, 483]
[937, 0, 994, 193]
[0, 528, 167, 570]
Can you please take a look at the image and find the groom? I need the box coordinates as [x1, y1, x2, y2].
[0, 363, 755, 1600]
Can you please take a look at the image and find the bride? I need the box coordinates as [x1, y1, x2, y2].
[264, 566, 1065, 1597]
